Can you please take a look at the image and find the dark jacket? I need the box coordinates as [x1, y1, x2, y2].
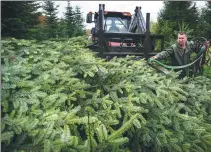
[108, 25, 120, 32]
[155, 41, 195, 77]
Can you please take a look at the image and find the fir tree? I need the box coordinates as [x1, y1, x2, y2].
[64, 1, 76, 37]
[157, 1, 199, 37]
[73, 6, 85, 36]
[42, 1, 59, 38]
[203, 2, 211, 40]
[1, 1, 41, 38]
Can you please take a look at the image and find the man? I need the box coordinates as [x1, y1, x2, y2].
[149, 31, 210, 77]
[108, 20, 120, 32]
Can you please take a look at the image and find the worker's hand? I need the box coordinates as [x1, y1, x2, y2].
[148, 57, 156, 63]
[204, 41, 210, 47]
[207, 41, 210, 47]
[151, 56, 157, 59]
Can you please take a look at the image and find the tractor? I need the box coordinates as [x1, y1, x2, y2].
[86, 4, 164, 60]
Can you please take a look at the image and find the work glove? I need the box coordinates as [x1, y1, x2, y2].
[206, 41, 210, 48]
[205, 41, 210, 47]
[148, 57, 156, 63]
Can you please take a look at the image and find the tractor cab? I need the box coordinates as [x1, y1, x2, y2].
[87, 10, 133, 47]
[103, 11, 131, 33]
[87, 11, 131, 43]
[103, 12, 132, 47]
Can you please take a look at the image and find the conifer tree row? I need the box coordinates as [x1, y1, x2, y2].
[1, 37, 211, 152]
[1, 1, 85, 40]
[154, 1, 210, 47]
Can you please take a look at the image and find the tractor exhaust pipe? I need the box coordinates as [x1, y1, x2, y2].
[99, 4, 104, 31]
[98, 4, 105, 57]
[144, 13, 151, 60]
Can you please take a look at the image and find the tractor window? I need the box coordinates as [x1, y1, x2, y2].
[104, 17, 129, 32]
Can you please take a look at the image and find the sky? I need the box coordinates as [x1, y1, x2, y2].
[53, 1, 206, 29]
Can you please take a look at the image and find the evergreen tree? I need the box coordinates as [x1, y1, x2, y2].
[1, 1, 41, 38]
[74, 6, 84, 27]
[203, 2, 211, 40]
[190, 2, 210, 40]
[64, 1, 76, 37]
[73, 6, 85, 36]
[157, 1, 199, 39]
[42, 1, 59, 38]
[57, 19, 68, 38]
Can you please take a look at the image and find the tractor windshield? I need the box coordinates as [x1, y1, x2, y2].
[104, 17, 129, 33]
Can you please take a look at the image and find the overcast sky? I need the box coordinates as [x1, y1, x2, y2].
[54, 1, 206, 29]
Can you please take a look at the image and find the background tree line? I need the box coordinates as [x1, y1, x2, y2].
[1, 1, 85, 40]
[1, 1, 211, 43]
[151, 1, 211, 47]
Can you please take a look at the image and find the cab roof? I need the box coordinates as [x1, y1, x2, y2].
[104, 11, 131, 17]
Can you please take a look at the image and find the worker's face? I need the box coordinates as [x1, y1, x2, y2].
[177, 34, 187, 46]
